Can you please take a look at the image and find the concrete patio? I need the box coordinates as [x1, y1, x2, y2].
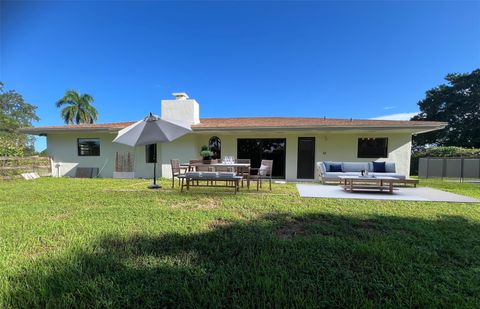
[296, 184, 480, 203]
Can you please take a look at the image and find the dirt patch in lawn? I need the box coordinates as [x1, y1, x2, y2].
[354, 219, 384, 232]
[350, 219, 414, 238]
[51, 212, 71, 221]
[209, 218, 232, 229]
[276, 219, 307, 239]
[276, 215, 334, 239]
[196, 198, 219, 209]
[103, 189, 145, 193]
[168, 197, 219, 209]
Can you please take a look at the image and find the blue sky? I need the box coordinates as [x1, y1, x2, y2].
[1, 1, 479, 151]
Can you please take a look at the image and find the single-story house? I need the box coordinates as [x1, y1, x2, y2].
[21, 93, 446, 181]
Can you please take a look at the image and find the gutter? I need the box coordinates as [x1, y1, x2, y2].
[18, 127, 122, 135]
[19, 122, 447, 135]
[191, 123, 447, 133]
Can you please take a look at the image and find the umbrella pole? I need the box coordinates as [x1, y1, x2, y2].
[148, 162, 161, 189]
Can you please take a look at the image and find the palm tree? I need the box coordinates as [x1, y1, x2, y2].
[56, 90, 98, 124]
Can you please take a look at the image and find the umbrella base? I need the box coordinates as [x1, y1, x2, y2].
[147, 184, 161, 189]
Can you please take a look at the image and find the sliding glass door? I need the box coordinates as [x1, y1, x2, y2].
[237, 138, 286, 178]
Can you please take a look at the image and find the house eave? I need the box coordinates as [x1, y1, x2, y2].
[191, 124, 447, 133]
[18, 127, 121, 135]
[19, 123, 447, 135]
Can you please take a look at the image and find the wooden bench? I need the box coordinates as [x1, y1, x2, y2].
[178, 175, 243, 194]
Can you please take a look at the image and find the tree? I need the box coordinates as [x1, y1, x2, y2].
[56, 90, 98, 124]
[412, 69, 480, 149]
[0, 82, 39, 156]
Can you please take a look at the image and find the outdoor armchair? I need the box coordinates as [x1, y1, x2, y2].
[250, 160, 273, 191]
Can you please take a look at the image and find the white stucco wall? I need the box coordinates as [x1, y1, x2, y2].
[314, 132, 412, 177]
[47, 132, 200, 179]
[46, 130, 412, 180]
[193, 131, 412, 180]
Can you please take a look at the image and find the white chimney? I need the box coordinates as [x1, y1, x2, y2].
[172, 92, 189, 100]
[161, 92, 200, 125]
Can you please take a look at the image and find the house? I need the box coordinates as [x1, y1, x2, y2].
[21, 93, 446, 180]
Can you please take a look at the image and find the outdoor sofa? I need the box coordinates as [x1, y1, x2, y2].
[317, 161, 406, 184]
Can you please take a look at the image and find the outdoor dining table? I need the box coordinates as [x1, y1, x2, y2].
[180, 162, 251, 188]
[180, 163, 251, 171]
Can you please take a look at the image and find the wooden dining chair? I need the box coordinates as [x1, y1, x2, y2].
[250, 160, 273, 191]
[170, 159, 187, 188]
[236, 158, 251, 189]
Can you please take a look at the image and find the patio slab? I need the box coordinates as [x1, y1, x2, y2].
[296, 184, 480, 203]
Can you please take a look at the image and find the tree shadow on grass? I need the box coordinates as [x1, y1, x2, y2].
[4, 213, 480, 308]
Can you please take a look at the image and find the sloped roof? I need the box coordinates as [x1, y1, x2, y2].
[192, 117, 444, 129]
[20, 117, 446, 134]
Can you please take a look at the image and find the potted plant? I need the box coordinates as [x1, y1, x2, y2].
[200, 145, 213, 162]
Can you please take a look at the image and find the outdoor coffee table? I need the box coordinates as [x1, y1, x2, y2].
[338, 176, 399, 193]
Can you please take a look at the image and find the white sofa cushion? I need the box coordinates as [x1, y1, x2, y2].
[201, 172, 219, 178]
[318, 161, 404, 182]
[342, 162, 369, 172]
[324, 172, 362, 178]
[218, 172, 236, 178]
[385, 162, 396, 173]
[186, 172, 202, 178]
[317, 162, 326, 174]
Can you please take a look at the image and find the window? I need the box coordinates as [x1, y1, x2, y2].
[77, 138, 100, 156]
[145, 144, 157, 163]
[209, 136, 221, 159]
[357, 138, 388, 158]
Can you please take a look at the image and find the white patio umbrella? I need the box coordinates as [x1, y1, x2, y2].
[113, 113, 192, 189]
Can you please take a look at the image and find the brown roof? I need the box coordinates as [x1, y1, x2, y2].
[20, 117, 446, 134]
[192, 117, 445, 129]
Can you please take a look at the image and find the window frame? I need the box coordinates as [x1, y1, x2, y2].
[77, 138, 101, 157]
[357, 137, 388, 158]
[208, 136, 221, 160]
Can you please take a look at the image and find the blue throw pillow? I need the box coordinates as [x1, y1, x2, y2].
[372, 161, 386, 173]
[329, 164, 343, 172]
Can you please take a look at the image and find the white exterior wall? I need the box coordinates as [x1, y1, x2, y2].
[46, 130, 412, 180]
[314, 132, 412, 177]
[47, 132, 198, 179]
[193, 131, 412, 180]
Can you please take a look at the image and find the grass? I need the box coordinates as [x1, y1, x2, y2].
[0, 177, 479, 307]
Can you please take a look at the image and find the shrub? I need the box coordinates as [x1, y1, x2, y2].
[200, 145, 213, 160]
[0, 134, 25, 157]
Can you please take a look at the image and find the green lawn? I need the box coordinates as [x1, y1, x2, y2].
[1, 178, 479, 307]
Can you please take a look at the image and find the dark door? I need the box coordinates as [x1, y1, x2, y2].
[237, 138, 286, 178]
[297, 137, 315, 179]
